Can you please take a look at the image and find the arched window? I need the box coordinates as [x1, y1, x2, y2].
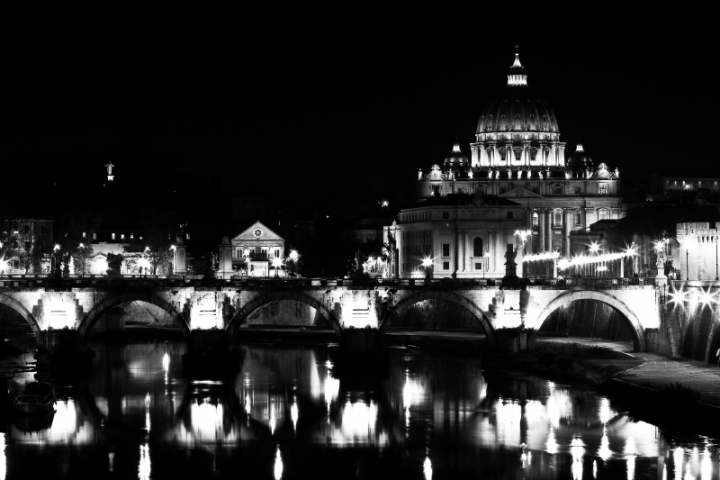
[598, 209, 609, 221]
[554, 210, 563, 227]
[532, 212, 539, 228]
[574, 212, 581, 225]
[473, 237, 484, 257]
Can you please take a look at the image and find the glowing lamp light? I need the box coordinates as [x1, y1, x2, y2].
[381, 200, 389, 207]
[700, 288, 715, 307]
[289, 250, 299, 261]
[514, 229, 532, 243]
[144, 246, 150, 252]
[79, 243, 84, 249]
[668, 287, 687, 307]
[272, 258, 283, 268]
[421, 257, 433, 268]
[589, 243, 600, 253]
[597, 266, 608, 272]
[54, 244, 61, 252]
[170, 245, 176, 251]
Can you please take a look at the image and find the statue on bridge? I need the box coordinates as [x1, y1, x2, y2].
[502, 245, 521, 286]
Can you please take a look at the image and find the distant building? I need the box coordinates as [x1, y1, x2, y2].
[0, 218, 54, 274]
[384, 50, 623, 279]
[219, 221, 286, 278]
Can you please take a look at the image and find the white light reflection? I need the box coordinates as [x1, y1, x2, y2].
[701, 447, 712, 480]
[674, 447, 684, 480]
[625, 437, 637, 480]
[423, 457, 432, 480]
[144, 393, 151, 432]
[597, 427, 613, 461]
[598, 397, 612, 424]
[274, 446, 283, 480]
[545, 429, 559, 455]
[593, 460, 597, 479]
[0, 433, 5, 480]
[138, 443, 151, 480]
[162, 353, 170, 371]
[570, 436, 585, 480]
[291, 402, 298, 432]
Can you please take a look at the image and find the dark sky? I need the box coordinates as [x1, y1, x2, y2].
[3, 4, 716, 204]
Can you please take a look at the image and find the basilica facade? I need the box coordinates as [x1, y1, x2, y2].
[384, 51, 624, 279]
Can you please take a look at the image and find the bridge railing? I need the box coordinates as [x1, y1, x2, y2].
[526, 277, 656, 288]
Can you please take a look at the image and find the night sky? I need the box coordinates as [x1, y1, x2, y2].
[4, 4, 716, 205]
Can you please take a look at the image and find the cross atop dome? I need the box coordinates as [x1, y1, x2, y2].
[507, 46, 528, 87]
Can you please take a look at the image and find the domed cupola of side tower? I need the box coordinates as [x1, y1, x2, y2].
[470, 47, 566, 171]
[567, 143, 594, 176]
[443, 140, 468, 170]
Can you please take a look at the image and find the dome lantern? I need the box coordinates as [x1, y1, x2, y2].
[507, 46, 527, 87]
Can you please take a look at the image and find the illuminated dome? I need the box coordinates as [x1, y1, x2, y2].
[443, 141, 468, 168]
[470, 48, 566, 169]
[567, 143, 593, 172]
[476, 51, 559, 134]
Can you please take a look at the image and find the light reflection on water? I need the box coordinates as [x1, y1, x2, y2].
[0, 342, 719, 479]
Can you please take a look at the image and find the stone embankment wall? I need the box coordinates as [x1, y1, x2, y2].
[244, 300, 329, 326]
[539, 299, 634, 342]
[661, 295, 720, 363]
[387, 299, 484, 330]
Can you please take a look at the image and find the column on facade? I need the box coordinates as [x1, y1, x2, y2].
[558, 144, 565, 166]
[457, 229, 463, 273]
[549, 143, 557, 166]
[492, 144, 499, 167]
[563, 208, 572, 257]
[538, 209, 546, 253]
[522, 142, 530, 166]
[545, 209, 552, 252]
[463, 232, 470, 273]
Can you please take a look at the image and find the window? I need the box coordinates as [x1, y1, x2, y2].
[574, 187, 581, 194]
[554, 211, 562, 226]
[475, 263, 483, 270]
[442, 243, 450, 257]
[532, 212, 539, 228]
[139, 236, 143, 240]
[261, 248, 268, 259]
[431, 185, 440, 196]
[506, 212, 513, 219]
[443, 261, 450, 270]
[120, 234, 125, 240]
[574, 213, 581, 225]
[442, 212, 449, 220]
[130, 233, 134, 239]
[82, 231, 86, 238]
[186, 233, 190, 240]
[599, 183, 608, 194]
[552, 185, 563, 194]
[473, 237, 483, 256]
[40, 225, 46, 234]
[598, 209, 609, 221]
[93, 233, 97, 240]
[23, 225, 30, 234]
[111, 233, 116, 240]
[275, 249, 280, 258]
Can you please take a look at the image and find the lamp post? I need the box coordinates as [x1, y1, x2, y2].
[272, 257, 283, 278]
[514, 229, 532, 278]
[483, 251, 490, 279]
[422, 256, 433, 279]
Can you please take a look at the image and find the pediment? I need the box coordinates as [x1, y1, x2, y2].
[232, 221, 284, 242]
[499, 186, 545, 199]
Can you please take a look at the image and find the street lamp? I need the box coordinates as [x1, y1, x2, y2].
[272, 257, 283, 278]
[421, 256, 433, 279]
[514, 229, 532, 278]
[483, 251, 490, 278]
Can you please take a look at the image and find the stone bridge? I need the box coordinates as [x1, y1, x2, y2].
[0, 276, 662, 352]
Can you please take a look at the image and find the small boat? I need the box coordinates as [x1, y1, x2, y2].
[13, 382, 56, 414]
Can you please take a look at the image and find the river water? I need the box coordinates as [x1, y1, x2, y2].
[1, 341, 719, 479]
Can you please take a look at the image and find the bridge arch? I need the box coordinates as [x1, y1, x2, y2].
[78, 292, 191, 346]
[226, 291, 341, 340]
[531, 290, 645, 351]
[0, 293, 41, 335]
[380, 290, 495, 343]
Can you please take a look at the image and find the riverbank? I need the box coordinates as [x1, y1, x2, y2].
[481, 339, 720, 437]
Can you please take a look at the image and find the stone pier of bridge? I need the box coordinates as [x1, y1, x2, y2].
[0, 276, 666, 358]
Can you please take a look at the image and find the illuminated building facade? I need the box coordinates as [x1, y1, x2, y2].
[384, 51, 624, 278]
[219, 221, 286, 277]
